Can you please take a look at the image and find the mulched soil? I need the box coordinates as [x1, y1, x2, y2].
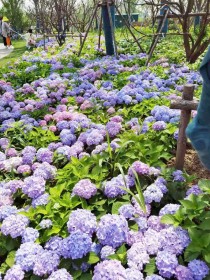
[168, 149, 210, 183]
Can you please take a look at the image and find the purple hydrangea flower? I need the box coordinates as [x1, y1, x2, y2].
[143, 183, 164, 204]
[100, 245, 115, 260]
[72, 179, 97, 199]
[147, 215, 165, 232]
[128, 161, 150, 178]
[175, 265, 194, 280]
[156, 250, 178, 278]
[172, 170, 185, 182]
[159, 226, 190, 255]
[1, 214, 29, 238]
[4, 179, 24, 193]
[61, 231, 92, 259]
[67, 209, 97, 236]
[125, 268, 144, 280]
[0, 205, 17, 221]
[33, 250, 60, 277]
[96, 214, 129, 248]
[188, 260, 209, 280]
[118, 204, 135, 219]
[39, 219, 52, 229]
[127, 230, 144, 246]
[93, 260, 127, 280]
[159, 204, 180, 216]
[23, 176, 45, 199]
[186, 185, 203, 197]
[15, 242, 44, 271]
[45, 236, 63, 256]
[4, 265, 24, 280]
[36, 148, 53, 163]
[103, 174, 130, 198]
[106, 121, 122, 137]
[152, 121, 167, 131]
[32, 193, 49, 208]
[144, 228, 160, 255]
[127, 242, 150, 270]
[145, 275, 165, 280]
[47, 269, 73, 280]
[22, 227, 39, 243]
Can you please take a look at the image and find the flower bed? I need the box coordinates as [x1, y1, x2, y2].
[0, 37, 209, 280]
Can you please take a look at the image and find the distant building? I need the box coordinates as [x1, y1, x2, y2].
[115, 14, 139, 28]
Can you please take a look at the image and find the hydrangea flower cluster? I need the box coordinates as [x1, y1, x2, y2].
[67, 209, 97, 236]
[72, 179, 97, 199]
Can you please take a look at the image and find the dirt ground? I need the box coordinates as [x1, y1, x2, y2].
[168, 149, 210, 182]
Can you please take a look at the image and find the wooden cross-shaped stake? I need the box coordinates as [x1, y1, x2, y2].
[170, 84, 199, 170]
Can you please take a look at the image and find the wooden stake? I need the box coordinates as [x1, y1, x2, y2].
[175, 84, 195, 170]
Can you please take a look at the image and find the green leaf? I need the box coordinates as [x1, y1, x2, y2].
[199, 219, 210, 231]
[5, 251, 16, 267]
[204, 253, 210, 264]
[144, 258, 156, 275]
[117, 244, 127, 255]
[112, 202, 126, 214]
[161, 214, 176, 225]
[80, 273, 92, 280]
[71, 270, 82, 279]
[87, 252, 100, 264]
[30, 276, 42, 280]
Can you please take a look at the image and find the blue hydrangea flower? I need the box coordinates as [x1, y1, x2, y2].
[67, 209, 97, 236]
[33, 250, 60, 277]
[32, 193, 49, 208]
[103, 175, 130, 198]
[118, 204, 135, 219]
[47, 268, 73, 280]
[1, 214, 29, 238]
[23, 176, 45, 199]
[188, 260, 209, 280]
[96, 214, 129, 248]
[156, 250, 178, 278]
[4, 265, 24, 280]
[45, 236, 63, 256]
[93, 260, 127, 280]
[15, 242, 44, 272]
[61, 231, 92, 259]
[159, 226, 190, 255]
[22, 227, 39, 243]
[159, 204, 180, 216]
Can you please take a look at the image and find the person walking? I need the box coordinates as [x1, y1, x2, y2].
[0, 16, 2, 36]
[2, 16, 14, 49]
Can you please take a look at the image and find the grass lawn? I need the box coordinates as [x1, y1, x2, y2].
[0, 39, 27, 67]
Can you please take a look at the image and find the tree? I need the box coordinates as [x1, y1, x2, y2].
[144, 0, 210, 63]
[1, 0, 25, 31]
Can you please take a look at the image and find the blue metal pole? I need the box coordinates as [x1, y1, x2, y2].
[160, 0, 169, 35]
[102, 4, 115, 55]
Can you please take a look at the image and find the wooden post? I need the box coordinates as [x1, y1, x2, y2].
[175, 84, 195, 170]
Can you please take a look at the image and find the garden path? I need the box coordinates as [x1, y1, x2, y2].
[0, 43, 13, 59]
